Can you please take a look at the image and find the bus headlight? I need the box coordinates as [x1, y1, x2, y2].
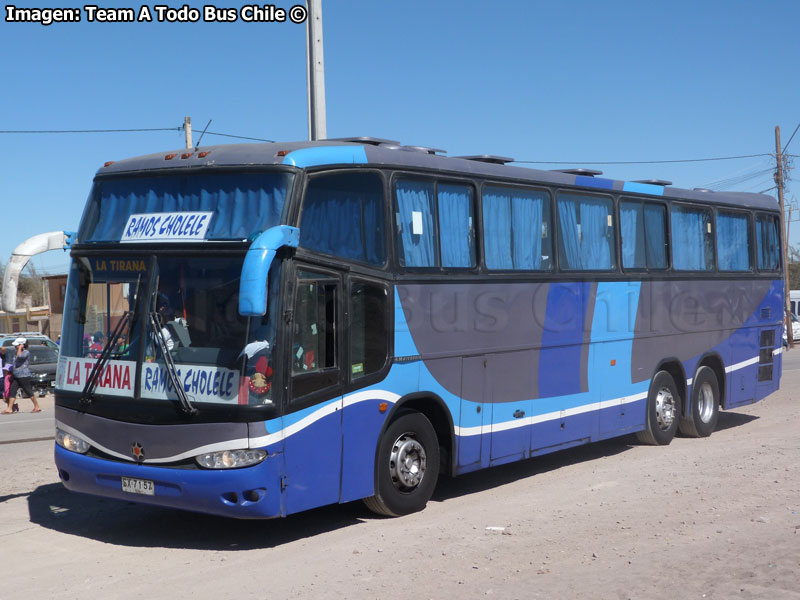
[195, 449, 267, 469]
[56, 428, 90, 454]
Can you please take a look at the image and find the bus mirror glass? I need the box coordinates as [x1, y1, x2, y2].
[239, 225, 299, 317]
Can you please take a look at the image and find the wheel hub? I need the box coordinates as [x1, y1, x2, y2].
[697, 382, 714, 423]
[655, 387, 676, 430]
[389, 434, 426, 491]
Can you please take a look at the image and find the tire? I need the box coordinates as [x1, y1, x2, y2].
[636, 370, 681, 446]
[363, 411, 440, 517]
[679, 366, 719, 438]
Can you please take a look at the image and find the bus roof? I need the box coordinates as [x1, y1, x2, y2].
[98, 139, 779, 212]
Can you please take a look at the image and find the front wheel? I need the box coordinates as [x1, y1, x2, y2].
[636, 370, 681, 445]
[679, 366, 719, 438]
[363, 411, 440, 517]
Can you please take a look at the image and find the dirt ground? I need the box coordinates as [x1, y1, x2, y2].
[1, 355, 799, 600]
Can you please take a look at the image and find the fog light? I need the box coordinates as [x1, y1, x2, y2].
[56, 428, 90, 454]
[195, 449, 267, 469]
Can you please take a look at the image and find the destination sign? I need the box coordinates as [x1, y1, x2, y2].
[121, 211, 213, 243]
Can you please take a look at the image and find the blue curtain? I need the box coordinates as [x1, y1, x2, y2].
[396, 180, 436, 267]
[512, 190, 544, 270]
[620, 203, 645, 269]
[300, 187, 385, 264]
[672, 206, 707, 270]
[483, 186, 546, 270]
[483, 189, 514, 269]
[558, 194, 613, 270]
[580, 197, 613, 269]
[757, 216, 779, 270]
[717, 212, 751, 271]
[84, 172, 290, 242]
[438, 184, 474, 268]
[558, 197, 582, 269]
[643, 204, 667, 268]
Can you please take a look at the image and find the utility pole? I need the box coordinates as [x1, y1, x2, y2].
[184, 116, 192, 149]
[306, 0, 327, 140]
[775, 126, 793, 348]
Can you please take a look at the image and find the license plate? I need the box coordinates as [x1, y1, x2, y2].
[121, 477, 155, 496]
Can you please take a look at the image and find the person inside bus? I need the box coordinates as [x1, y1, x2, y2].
[89, 331, 105, 357]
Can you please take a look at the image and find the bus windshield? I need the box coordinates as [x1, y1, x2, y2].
[59, 254, 280, 408]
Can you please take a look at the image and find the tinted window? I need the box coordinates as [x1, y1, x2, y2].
[716, 211, 752, 271]
[671, 205, 714, 271]
[620, 201, 667, 269]
[483, 186, 552, 270]
[438, 183, 476, 268]
[756, 214, 780, 271]
[300, 173, 386, 266]
[395, 179, 437, 267]
[557, 193, 615, 270]
[349, 281, 389, 381]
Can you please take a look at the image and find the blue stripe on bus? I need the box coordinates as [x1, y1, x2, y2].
[622, 181, 665, 196]
[281, 146, 368, 168]
[575, 175, 614, 190]
[538, 282, 590, 398]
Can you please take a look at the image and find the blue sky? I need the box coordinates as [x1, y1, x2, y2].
[2, 0, 799, 275]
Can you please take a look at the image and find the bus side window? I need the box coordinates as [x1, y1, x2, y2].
[349, 281, 389, 381]
[291, 270, 339, 400]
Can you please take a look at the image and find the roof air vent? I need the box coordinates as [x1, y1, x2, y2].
[632, 179, 672, 186]
[456, 155, 514, 165]
[327, 136, 401, 146]
[402, 145, 446, 155]
[551, 168, 603, 177]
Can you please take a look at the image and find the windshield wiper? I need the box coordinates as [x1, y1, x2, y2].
[81, 311, 131, 405]
[149, 311, 198, 416]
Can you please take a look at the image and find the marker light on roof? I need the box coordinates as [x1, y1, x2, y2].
[276, 150, 289, 157]
[165, 154, 176, 160]
[181, 153, 193, 159]
[103, 161, 115, 167]
[198, 151, 210, 158]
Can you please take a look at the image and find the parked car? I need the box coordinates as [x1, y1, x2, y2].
[0, 332, 58, 349]
[27, 344, 59, 397]
[782, 313, 800, 347]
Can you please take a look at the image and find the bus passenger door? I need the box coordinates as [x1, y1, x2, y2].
[284, 265, 344, 515]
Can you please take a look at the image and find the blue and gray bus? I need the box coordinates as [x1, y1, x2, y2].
[52, 137, 783, 518]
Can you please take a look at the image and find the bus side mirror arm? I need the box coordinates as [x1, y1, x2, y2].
[238, 225, 300, 317]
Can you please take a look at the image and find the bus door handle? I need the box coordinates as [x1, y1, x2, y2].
[513, 409, 525, 419]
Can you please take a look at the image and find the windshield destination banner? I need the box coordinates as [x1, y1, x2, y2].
[121, 211, 213, 243]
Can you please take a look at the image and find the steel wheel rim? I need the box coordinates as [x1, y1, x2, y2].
[697, 382, 715, 423]
[655, 387, 676, 431]
[389, 432, 426, 492]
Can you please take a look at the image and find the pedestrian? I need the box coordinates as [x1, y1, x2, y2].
[1, 338, 42, 414]
[0, 346, 16, 413]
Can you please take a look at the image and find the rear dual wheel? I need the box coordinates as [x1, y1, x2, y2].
[679, 366, 719, 438]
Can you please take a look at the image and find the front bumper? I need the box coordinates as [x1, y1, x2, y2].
[55, 444, 285, 518]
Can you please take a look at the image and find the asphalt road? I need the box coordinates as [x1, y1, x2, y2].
[0, 391, 55, 444]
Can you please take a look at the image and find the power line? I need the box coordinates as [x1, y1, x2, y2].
[513, 153, 772, 166]
[0, 127, 181, 134]
[0, 126, 274, 143]
[783, 122, 800, 153]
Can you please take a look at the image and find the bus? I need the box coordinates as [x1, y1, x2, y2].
[47, 137, 783, 518]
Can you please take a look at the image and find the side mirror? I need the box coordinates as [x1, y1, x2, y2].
[238, 225, 299, 317]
